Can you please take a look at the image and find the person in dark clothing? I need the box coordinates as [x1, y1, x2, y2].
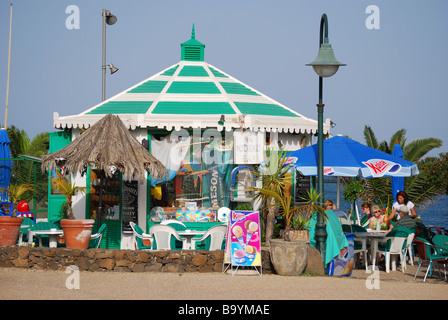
[394, 205, 416, 229]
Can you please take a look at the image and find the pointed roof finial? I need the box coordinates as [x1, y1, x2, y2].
[181, 24, 205, 61]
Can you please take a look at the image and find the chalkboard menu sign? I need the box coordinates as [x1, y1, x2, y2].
[295, 172, 311, 203]
[122, 180, 138, 233]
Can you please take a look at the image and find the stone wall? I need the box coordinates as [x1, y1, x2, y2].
[0, 246, 273, 273]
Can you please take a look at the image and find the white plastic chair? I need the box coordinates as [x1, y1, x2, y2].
[403, 232, 415, 267]
[353, 235, 369, 270]
[378, 236, 407, 273]
[160, 220, 186, 228]
[149, 224, 186, 250]
[191, 224, 227, 251]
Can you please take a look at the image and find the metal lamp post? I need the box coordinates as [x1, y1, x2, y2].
[99, 9, 118, 228]
[102, 9, 118, 102]
[306, 13, 345, 262]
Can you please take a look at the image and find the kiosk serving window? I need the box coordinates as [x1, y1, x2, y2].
[150, 132, 233, 217]
[89, 170, 120, 221]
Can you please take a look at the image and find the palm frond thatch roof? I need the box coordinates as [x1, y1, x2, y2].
[41, 114, 168, 182]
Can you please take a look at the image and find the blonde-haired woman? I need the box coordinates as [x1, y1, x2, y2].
[368, 205, 384, 230]
[323, 199, 336, 211]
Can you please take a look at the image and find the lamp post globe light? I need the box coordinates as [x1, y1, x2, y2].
[102, 9, 118, 102]
[306, 13, 345, 263]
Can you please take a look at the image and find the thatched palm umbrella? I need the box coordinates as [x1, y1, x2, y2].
[42, 114, 167, 181]
[42, 114, 168, 223]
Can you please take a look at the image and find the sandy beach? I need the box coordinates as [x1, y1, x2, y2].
[1, 262, 447, 301]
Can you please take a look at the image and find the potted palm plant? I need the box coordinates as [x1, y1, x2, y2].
[0, 184, 35, 246]
[286, 190, 326, 241]
[252, 149, 291, 246]
[256, 186, 325, 276]
[51, 178, 93, 249]
[252, 147, 327, 276]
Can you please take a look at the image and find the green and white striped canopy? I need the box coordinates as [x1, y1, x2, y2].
[54, 28, 328, 134]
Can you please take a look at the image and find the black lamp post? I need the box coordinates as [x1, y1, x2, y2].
[306, 13, 345, 262]
[102, 9, 118, 102]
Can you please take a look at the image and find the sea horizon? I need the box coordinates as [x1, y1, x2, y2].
[325, 181, 448, 230]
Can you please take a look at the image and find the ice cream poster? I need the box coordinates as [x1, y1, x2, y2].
[227, 211, 261, 267]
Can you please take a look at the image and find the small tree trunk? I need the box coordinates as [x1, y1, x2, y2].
[265, 197, 276, 247]
[10, 202, 17, 217]
[66, 201, 75, 220]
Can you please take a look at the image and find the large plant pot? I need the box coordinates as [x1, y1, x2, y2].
[284, 229, 310, 242]
[270, 239, 309, 276]
[0, 216, 23, 246]
[61, 219, 95, 249]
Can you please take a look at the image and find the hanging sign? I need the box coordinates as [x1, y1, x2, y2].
[295, 172, 311, 203]
[121, 180, 138, 233]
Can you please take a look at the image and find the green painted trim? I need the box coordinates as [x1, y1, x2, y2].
[161, 65, 179, 76]
[147, 129, 171, 135]
[180, 27, 205, 61]
[48, 131, 72, 153]
[220, 82, 260, 96]
[85, 167, 91, 219]
[178, 65, 208, 77]
[148, 222, 224, 231]
[127, 80, 168, 93]
[119, 172, 123, 226]
[96, 220, 121, 249]
[86, 101, 152, 114]
[234, 102, 300, 117]
[152, 101, 236, 115]
[47, 131, 72, 222]
[146, 130, 152, 233]
[209, 67, 228, 78]
[167, 81, 219, 94]
[181, 46, 204, 61]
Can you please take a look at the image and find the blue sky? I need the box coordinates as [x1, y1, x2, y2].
[0, 0, 446, 157]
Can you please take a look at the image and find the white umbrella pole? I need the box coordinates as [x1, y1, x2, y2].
[355, 200, 361, 225]
[4, 3, 12, 128]
[336, 176, 340, 209]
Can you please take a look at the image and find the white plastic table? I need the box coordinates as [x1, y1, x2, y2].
[28, 229, 64, 248]
[354, 231, 398, 271]
[178, 230, 206, 250]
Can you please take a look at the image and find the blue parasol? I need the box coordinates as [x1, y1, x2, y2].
[287, 136, 419, 178]
[0, 129, 12, 202]
[391, 141, 405, 200]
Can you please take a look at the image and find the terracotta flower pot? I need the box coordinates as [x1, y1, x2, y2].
[60, 219, 95, 249]
[0, 216, 23, 246]
[57, 236, 65, 245]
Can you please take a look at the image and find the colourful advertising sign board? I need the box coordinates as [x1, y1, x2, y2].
[225, 210, 261, 267]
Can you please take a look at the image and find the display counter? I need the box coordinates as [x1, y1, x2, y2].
[147, 216, 227, 250]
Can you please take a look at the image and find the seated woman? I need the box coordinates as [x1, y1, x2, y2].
[368, 205, 384, 230]
[361, 202, 372, 219]
[390, 191, 417, 220]
[323, 199, 336, 211]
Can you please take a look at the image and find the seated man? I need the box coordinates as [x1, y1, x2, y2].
[394, 205, 416, 229]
